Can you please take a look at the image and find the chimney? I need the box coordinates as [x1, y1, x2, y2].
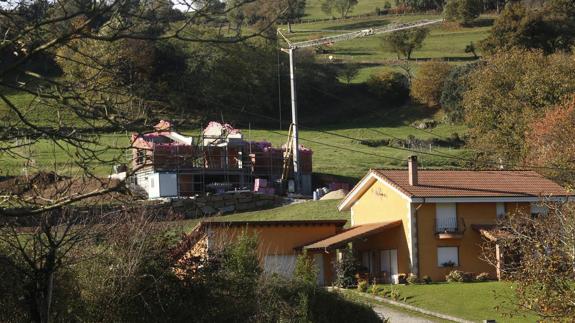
[408, 155, 418, 186]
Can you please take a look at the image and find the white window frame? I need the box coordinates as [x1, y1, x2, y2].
[437, 246, 459, 267]
[436, 203, 457, 232]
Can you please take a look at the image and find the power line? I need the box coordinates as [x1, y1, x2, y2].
[225, 106, 575, 173]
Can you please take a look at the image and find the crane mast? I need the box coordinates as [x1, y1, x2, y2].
[279, 18, 443, 194]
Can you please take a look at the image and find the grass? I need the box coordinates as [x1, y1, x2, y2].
[304, 0, 397, 20]
[362, 282, 539, 323]
[1, 13, 483, 177]
[170, 199, 349, 233]
[0, 103, 469, 177]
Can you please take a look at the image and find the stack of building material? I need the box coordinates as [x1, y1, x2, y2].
[253, 178, 275, 195]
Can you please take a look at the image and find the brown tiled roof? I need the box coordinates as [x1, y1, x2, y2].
[302, 220, 401, 251]
[373, 170, 572, 198]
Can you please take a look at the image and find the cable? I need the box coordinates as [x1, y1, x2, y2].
[223, 105, 575, 173]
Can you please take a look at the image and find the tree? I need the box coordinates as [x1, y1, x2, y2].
[339, 63, 361, 84]
[462, 49, 575, 166]
[439, 62, 480, 123]
[321, 0, 358, 18]
[481, 0, 575, 54]
[366, 71, 410, 106]
[382, 28, 429, 60]
[443, 0, 483, 25]
[525, 96, 575, 187]
[483, 201, 575, 319]
[411, 60, 453, 107]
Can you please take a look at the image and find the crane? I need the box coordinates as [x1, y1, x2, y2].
[278, 18, 443, 194]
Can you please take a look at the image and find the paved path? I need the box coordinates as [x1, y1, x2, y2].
[371, 304, 438, 323]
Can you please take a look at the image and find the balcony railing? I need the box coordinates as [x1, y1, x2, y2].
[435, 217, 466, 239]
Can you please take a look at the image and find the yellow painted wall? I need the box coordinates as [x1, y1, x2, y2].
[416, 202, 529, 281]
[354, 225, 410, 278]
[350, 180, 411, 277]
[351, 180, 410, 226]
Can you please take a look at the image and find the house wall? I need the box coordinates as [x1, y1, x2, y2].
[353, 225, 410, 280]
[349, 180, 411, 277]
[207, 224, 341, 284]
[416, 202, 530, 281]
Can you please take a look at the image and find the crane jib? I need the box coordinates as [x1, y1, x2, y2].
[287, 19, 444, 50]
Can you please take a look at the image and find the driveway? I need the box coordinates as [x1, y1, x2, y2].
[371, 304, 441, 323]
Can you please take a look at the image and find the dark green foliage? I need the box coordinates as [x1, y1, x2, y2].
[382, 28, 429, 60]
[439, 62, 480, 123]
[367, 71, 410, 106]
[294, 251, 319, 287]
[321, 0, 359, 18]
[333, 248, 358, 288]
[481, 0, 575, 54]
[444, 0, 483, 25]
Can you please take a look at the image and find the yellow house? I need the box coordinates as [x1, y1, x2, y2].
[175, 156, 573, 285]
[315, 156, 573, 282]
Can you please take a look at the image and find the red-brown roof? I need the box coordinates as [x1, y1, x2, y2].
[373, 170, 571, 198]
[302, 221, 401, 251]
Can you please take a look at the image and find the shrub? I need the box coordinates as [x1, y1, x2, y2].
[357, 280, 368, 292]
[446, 270, 473, 283]
[440, 62, 480, 123]
[422, 275, 432, 284]
[411, 60, 453, 107]
[333, 248, 358, 288]
[294, 251, 318, 287]
[444, 0, 482, 25]
[406, 273, 420, 285]
[367, 71, 409, 106]
[475, 272, 490, 282]
[389, 287, 401, 301]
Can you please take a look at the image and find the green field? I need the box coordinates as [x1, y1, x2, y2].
[304, 0, 398, 20]
[0, 104, 468, 177]
[1, 12, 489, 177]
[348, 282, 539, 323]
[281, 14, 492, 82]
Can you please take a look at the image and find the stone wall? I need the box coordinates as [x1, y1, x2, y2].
[168, 192, 284, 218]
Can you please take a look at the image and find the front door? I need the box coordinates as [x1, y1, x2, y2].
[380, 249, 398, 284]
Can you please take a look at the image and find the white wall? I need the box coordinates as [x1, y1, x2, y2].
[136, 172, 177, 199]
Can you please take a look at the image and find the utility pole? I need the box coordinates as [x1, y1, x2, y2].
[288, 48, 301, 193]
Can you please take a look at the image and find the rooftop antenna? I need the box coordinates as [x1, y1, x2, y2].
[277, 18, 444, 194]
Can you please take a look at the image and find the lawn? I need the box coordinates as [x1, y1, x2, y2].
[0, 103, 469, 177]
[171, 199, 349, 233]
[364, 282, 539, 323]
[304, 0, 398, 20]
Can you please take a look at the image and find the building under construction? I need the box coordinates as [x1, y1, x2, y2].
[130, 121, 312, 199]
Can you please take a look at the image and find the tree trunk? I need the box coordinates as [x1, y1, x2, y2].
[288, 21, 292, 33]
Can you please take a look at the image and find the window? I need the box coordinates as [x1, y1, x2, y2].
[496, 202, 506, 220]
[437, 246, 459, 267]
[264, 255, 297, 278]
[436, 203, 457, 232]
[531, 204, 549, 217]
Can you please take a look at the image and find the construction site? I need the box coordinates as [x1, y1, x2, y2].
[129, 120, 313, 199]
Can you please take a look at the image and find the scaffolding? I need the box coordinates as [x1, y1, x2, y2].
[128, 122, 312, 197]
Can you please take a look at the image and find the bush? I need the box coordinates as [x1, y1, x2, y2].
[475, 272, 490, 282]
[444, 0, 482, 25]
[406, 273, 420, 285]
[357, 280, 368, 292]
[333, 248, 358, 288]
[440, 62, 480, 123]
[422, 275, 432, 284]
[411, 60, 453, 107]
[446, 270, 473, 283]
[367, 71, 410, 106]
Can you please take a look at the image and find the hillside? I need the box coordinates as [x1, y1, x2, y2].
[1, 13, 490, 178]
